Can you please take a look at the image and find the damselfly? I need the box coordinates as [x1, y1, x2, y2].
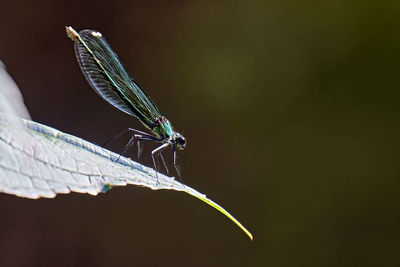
[66, 26, 186, 179]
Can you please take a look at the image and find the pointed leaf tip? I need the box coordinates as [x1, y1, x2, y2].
[187, 192, 253, 240]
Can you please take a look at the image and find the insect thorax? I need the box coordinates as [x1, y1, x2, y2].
[151, 116, 173, 139]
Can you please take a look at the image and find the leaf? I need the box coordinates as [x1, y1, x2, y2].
[0, 61, 253, 240]
[0, 61, 31, 119]
[0, 113, 253, 240]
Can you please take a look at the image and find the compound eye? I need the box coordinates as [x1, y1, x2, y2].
[178, 137, 186, 146]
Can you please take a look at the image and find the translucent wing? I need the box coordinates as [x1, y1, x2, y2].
[68, 27, 161, 128]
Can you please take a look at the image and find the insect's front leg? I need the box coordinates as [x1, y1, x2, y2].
[151, 143, 170, 183]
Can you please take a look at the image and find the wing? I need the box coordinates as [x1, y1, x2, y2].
[67, 27, 161, 128]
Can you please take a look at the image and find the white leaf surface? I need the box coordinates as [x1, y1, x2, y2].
[0, 113, 197, 199]
[0, 61, 31, 119]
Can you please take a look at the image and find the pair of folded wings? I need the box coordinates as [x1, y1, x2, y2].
[73, 29, 161, 129]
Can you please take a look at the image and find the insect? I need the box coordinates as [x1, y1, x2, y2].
[66, 26, 186, 179]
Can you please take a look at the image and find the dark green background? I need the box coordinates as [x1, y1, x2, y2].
[1, 0, 399, 266]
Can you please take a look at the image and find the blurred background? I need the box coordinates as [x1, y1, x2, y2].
[1, 0, 400, 266]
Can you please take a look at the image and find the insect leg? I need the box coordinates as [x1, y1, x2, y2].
[103, 128, 160, 162]
[116, 134, 137, 163]
[172, 144, 181, 180]
[137, 140, 141, 160]
[116, 133, 157, 162]
[151, 143, 170, 183]
[102, 128, 160, 147]
[159, 152, 169, 175]
[125, 129, 160, 160]
[102, 128, 130, 147]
